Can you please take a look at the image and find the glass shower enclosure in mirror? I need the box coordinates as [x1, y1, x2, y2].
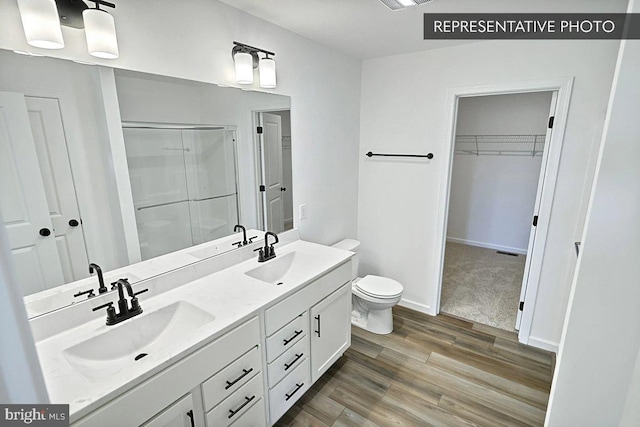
[123, 125, 240, 260]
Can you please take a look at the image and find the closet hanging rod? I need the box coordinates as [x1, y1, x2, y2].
[365, 151, 434, 159]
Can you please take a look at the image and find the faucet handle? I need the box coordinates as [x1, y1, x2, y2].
[253, 247, 265, 262]
[74, 288, 95, 299]
[232, 241, 242, 248]
[92, 301, 113, 312]
[134, 288, 149, 297]
[248, 235, 258, 243]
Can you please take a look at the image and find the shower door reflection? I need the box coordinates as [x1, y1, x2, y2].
[123, 126, 239, 260]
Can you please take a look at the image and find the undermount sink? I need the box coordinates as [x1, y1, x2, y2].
[62, 301, 214, 382]
[244, 251, 323, 284]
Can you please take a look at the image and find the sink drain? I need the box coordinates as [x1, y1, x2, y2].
[134, 353, 148, 361]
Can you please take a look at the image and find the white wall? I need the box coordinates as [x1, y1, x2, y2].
[448, 156, 542, 253]
[0, 51, 129, 271]
[545, 2, 640, 422]
[0, 0, 362, 247]
[358, 40, 617, 348]
[620, 347, 640, 427]
[447, 93, 551, 253]
[455, 93, 553, 135]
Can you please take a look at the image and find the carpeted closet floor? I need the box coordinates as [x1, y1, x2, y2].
[440, 242, 526, 331]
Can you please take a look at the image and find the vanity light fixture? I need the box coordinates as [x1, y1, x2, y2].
[83, 2, 119, 59]
[17, 0, 65, 49]
[378, 0, 433, 10]
[17, 0, 119, 59]
[232, 41, 277, 88]
[259, 54, 276, 89]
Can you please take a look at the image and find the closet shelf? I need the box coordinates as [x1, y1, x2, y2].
[455, 134, 546, 157]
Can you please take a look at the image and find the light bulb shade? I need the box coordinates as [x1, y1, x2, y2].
[234, 52, 254, 84]
[17, 0, 64, 49]
[259, 57, 277, 89]
[83, 8, 119, 59]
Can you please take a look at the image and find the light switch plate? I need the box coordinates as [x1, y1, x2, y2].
[299, 204, 307, 220]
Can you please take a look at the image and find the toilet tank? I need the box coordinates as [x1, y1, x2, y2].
[332, 239, 360, 280]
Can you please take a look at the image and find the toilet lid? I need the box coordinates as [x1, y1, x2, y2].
[356, 275, 403, 298]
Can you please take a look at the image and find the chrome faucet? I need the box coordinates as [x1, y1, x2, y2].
[92, 278, 148, 326]
[255, 231, 279, 262]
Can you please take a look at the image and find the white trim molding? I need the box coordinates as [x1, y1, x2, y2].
[398, 298, 431, 315]
[433, 77, 575, 350]
[446, 237, 528, 255]
[528, 336, 559, 353]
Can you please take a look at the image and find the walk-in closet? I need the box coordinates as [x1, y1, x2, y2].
[441, 91, 554, 331]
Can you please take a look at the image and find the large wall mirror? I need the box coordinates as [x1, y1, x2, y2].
[0, 49, 293, 317]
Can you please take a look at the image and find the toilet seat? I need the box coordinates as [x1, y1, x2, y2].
[355, 275, 403, 299]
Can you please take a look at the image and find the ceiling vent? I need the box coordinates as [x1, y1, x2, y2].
[378, 0, 434, 10]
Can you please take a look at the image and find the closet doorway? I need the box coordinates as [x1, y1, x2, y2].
[440, 91, 556, 332]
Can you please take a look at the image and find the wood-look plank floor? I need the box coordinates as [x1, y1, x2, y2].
[275, 306, 554, 427]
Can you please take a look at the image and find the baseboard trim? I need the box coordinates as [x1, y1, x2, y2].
[446, 237, 528, 255]
[398, 299, 433, 316]
[528, 336, 559, 353]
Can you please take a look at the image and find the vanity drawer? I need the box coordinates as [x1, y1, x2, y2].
[266, 312, 307, 363]
[269, 358, 310, 425]
[202, 345, 261, 412]
[265, 261, 351, 335]
[268, 335, 308, 388]
[229, 397, 266, 427]
[206, 372, 264, 427]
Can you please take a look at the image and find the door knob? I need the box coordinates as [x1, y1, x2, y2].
[280, 187, 287, 191]
[69, 219, 80, 227]
[39, 228, 51, 237]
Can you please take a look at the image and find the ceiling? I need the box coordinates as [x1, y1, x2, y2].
[219, 0, 629, 59]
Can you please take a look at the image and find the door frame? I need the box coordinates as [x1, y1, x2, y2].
[434, 77, 574, 346]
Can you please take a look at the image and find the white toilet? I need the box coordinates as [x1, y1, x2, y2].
[332, 239, 404, 335]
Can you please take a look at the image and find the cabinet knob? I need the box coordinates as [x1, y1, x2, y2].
[39, 228, 51, 237]
[69, 219, 80, 227]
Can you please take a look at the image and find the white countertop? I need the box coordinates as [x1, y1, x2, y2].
[24, 230, 264, 319]
[34, 239, 352, 422]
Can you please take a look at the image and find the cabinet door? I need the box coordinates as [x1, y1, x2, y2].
[310, 283, 351, 382]
[142, 394, 195, 427]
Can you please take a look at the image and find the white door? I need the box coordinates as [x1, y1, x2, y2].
[310, 283, 351, 382]
[259, 113, 284, 233]
[0, 91, 64, 295]
[26, 96, 89, 284]
[515, 91, 558, 330]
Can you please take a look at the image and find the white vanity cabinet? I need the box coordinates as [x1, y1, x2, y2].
[310, 283, 351, 383]
[65, 250, 352, 427]
[263, 260, 351, 425]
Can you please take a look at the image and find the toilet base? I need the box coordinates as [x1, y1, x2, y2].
[351, 306, 394, 335]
